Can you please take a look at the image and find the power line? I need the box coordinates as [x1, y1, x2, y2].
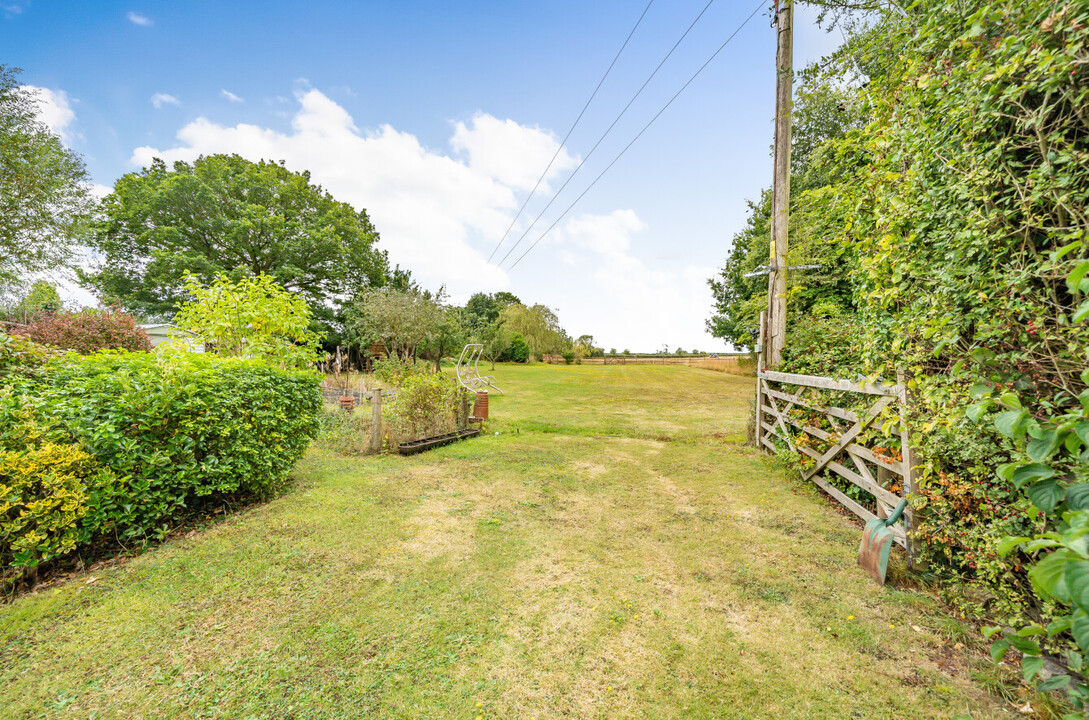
[506, 1, 765, 273]
[486, 0, 655, 263]
[497, 0, 719, 268]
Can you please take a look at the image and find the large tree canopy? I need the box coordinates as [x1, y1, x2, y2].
[0, 65, 92, 294]
[82, 153, 392, 321]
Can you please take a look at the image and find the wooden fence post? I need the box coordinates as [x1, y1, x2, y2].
[897, 369, 916, 567]
[370, 389, 383, 453]
[458, 391, 468, 431]
[755, 311, 767, 449]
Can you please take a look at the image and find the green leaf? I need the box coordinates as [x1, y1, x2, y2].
[1026, 478, 1065, 512]
[1022, 655, 1044, 682]
[966, 401, 992, 422]
[1068, 561, 1089, 613]
[1075, 298, 1089, 324]
[999, 391, 1022, 409]
[982, 625, 1004, 640]
[1065, 484, 1089, 511]
[1048, 616, 1073, 636]
[997, 536, 1031, 556]
[1038, 674, 1070, 691]
[1073, 609, 1089, 653]
[1027, 431, 1058, 462]
[1068, 259, 1089, 294]
[1006, 633, 1041, 656]
[990, 638, 1011, 663]
[970, 347, 996, 363]
[1030, 550, 1073, 602]
[969, 382, 992, 399]
[1074, 421, 1089, 445]
[994, 409, 1028, 438]
[1011, 463, 1056, 489]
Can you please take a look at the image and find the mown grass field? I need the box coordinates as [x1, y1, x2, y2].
[1, 365, 1023, 719]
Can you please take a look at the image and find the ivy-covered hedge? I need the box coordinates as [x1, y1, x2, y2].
[1, 349, 320, 583]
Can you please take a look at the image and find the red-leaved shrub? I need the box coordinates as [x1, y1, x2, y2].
[17, 309, 152, 353]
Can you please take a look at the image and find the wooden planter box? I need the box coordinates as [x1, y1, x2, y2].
[397, 428, 481, 456]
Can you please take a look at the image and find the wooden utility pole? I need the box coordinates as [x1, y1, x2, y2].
[767, 0, 793, 367]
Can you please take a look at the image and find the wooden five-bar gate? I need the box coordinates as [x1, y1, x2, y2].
[754, 315, 916, 558]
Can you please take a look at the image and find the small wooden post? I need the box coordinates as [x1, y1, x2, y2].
[370, 389, 383, 453]
[897, 369, 915, 567]
[755, 311, 767, 449]
[458, 391, 468, 431]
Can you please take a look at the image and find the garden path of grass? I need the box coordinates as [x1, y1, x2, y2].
[1, 365, 1021, 719]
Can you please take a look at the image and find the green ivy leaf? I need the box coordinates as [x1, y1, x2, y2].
[1026, 478, 1065, 512]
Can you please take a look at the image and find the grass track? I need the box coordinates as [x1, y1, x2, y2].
[1, 365, 1019, 719]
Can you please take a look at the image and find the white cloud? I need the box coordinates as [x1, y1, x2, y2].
[451, 113, 577, 192]
[22, 85, 77, 143]
[2, 1, 28, 17]
[555, 210, 720, 352]
[150, 92, 180, 109]
[220, 89, 243, 103]
[129, 89, 592, 291]
[87, 183, 113, 200]
[127, 11, 152, 26]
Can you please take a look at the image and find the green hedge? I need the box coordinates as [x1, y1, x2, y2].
[1, 350, 321, 582]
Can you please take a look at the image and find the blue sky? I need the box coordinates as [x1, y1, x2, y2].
[3, 0, 842, 352]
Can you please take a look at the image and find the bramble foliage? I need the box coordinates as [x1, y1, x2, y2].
[710, 0, 1089, 679]
[0, 350, 321, 584]
[15, 307, 152, 354]
[173, 273, 322, 368]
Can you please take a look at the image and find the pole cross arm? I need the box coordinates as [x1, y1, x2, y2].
[742, 263, 821, 279]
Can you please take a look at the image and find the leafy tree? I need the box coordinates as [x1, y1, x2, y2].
[0, 65, 93, 294]
[172, 273, 322, 368]
[347, 287, 435, 362]
[499, 303, 566, 356]
[17, 308, 152, 354]
[475, 321, 511, 370]
[464, 291, 522, 330]
[506, 333, 530, 363]
[7, 280, 62, 322]
[418, 304, 466, 372]
[82, 154, 392, 324]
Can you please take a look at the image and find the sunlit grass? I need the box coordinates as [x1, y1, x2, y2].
[0, 364, 1020, 719]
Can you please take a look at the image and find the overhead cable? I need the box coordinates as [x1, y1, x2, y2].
[497, 0, 720, 267]
[505, 0, 765, 272]
[487, 0, 656, 263]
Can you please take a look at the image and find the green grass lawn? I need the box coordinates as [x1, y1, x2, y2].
[1, 365, 1023, 719]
